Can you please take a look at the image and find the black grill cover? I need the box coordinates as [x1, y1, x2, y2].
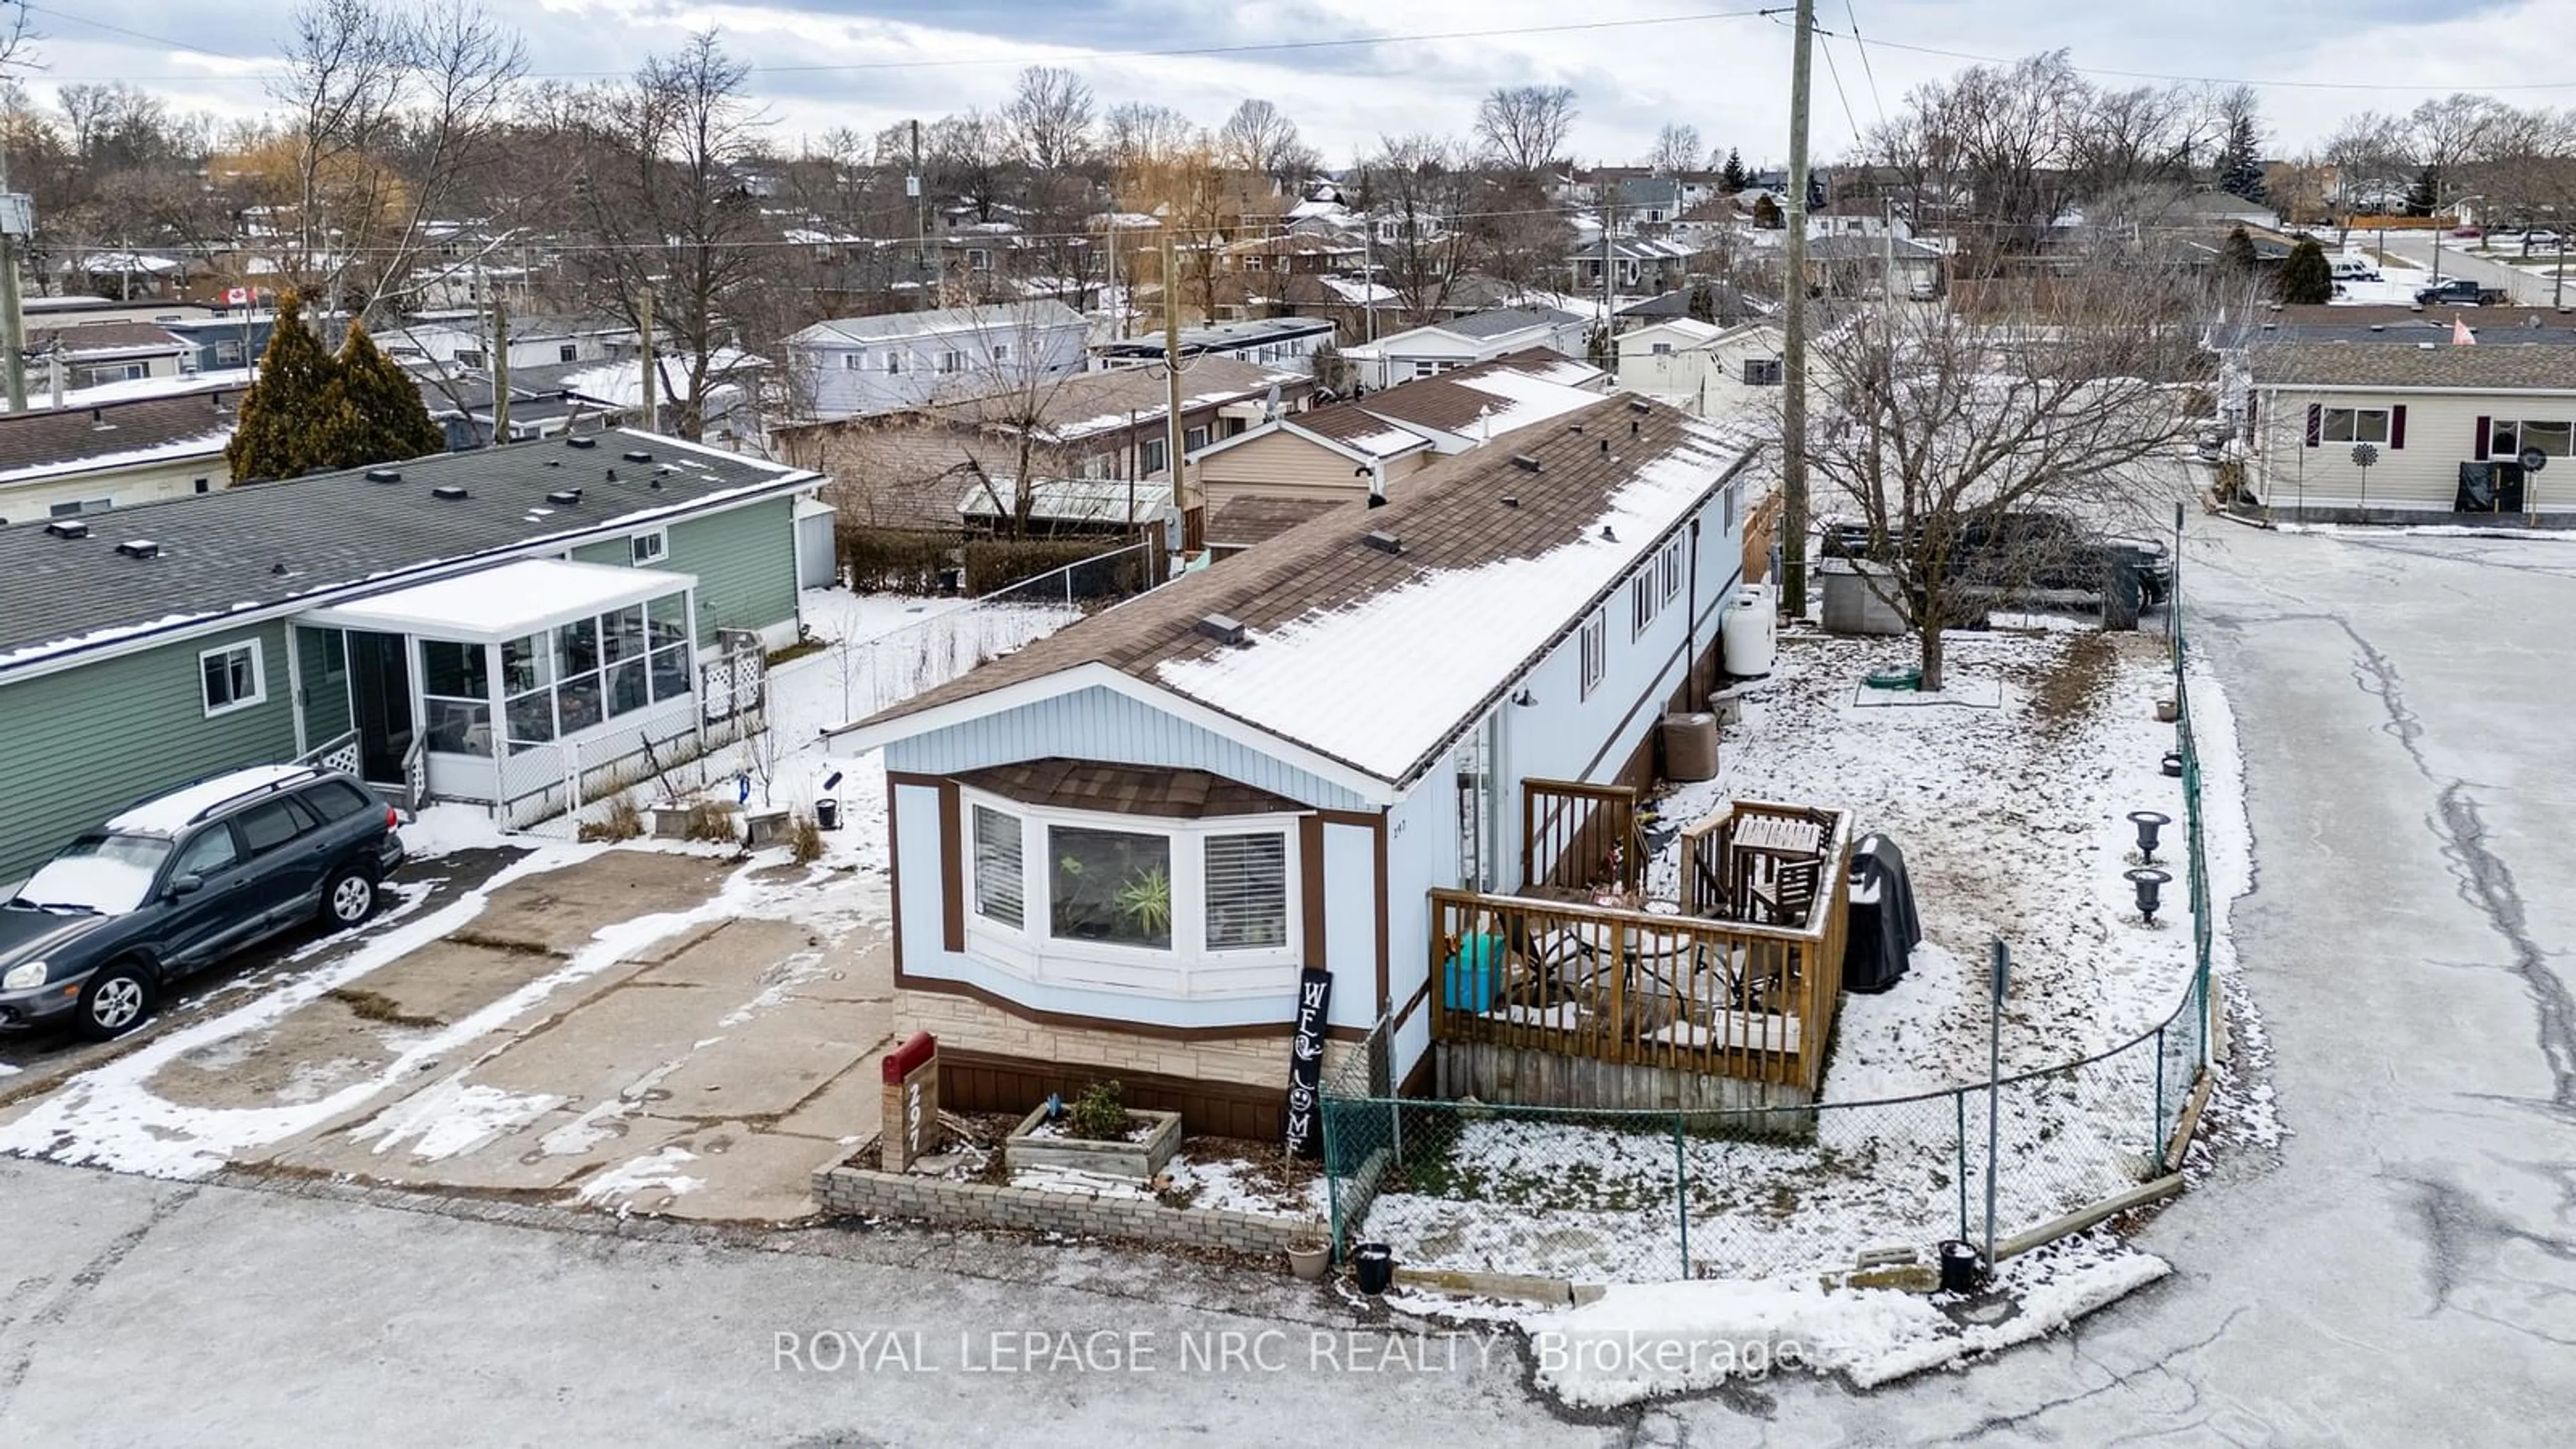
[1843, 833, 1921, 994]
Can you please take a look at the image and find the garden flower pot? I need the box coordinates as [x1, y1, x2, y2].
[1287, 1240, 1332, 1283]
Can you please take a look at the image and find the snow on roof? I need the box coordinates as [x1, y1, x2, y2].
[1152, 418, 1746, 782]
[955, 476, 1172, 525]
[301, 559, 697, 644]
[0, 427, 233, 486]
[790, 302, 1083, 349]
[554, 350, 763, 410]
[108, 764, 321, 835]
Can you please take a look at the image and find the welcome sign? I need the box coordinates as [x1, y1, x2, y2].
[1283, 967, 1332, 1159]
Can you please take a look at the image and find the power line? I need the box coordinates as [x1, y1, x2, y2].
[1816, 35, 1863, 140]
[1841, 1, 1887, 126]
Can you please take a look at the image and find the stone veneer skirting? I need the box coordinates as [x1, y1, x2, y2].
[812, 1161, 1318, 1258]
[894, 985, 1362, 1089]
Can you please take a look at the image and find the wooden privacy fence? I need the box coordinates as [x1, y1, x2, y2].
[1430, 881, 1849, 1095]
[1522, 777, 1641, 898]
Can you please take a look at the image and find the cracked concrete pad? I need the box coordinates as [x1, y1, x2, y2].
[146, 998, 409, 1111]
[265, 1104, 698, 1194]
[464, 982, 727, 1106]
[325, 939, 576, 1030]
[579, 1119, 843, 1223]
[783, 925, 892, 1004]
[628, 918, 823, 991]
[643, 997, 893, 1120]
[770, 1057, 888, 1144]
[451, 851, 737, 957]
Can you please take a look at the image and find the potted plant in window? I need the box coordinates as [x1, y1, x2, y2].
[1116, 866, 1172, 941]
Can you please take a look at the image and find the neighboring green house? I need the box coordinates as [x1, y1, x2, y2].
[0, 430, 830, 882]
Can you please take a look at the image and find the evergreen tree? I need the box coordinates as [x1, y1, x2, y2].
[2215, 115, 2266, 201]
[2220, 225, 2261, 274]
[225, 292, 339, 482]
[1752, 194, 1784, 229]
[1687, 282, 1717, 323]
[1719, 148, 1746, 193]
[2279, 238, 2334, 304]
[2406, 165, 2440, 217]
[330, 321, 446, 463]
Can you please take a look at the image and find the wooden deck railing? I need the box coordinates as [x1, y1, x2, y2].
[1521, 777, 1640, 896]
[1431, 817, 1850, 1093]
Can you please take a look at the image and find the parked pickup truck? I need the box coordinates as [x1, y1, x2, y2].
[1820, 511, 2173, 607]
[2415, 278, 2509, 306]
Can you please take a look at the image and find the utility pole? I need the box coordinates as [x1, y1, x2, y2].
[911, 119, 930, 311]
[490, 296, 511, 445]
[1779, 0, 1816, 621]
[637, 284, 656, 433]
[0, 156, 28, 413]
[1162, 229, 1188, 570]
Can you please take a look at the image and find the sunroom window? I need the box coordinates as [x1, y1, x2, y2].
[500, 590, 692, 751]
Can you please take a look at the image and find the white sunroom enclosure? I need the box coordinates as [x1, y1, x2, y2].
[292, 558, 765, 825]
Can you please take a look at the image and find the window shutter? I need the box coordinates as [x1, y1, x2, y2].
[1205, 833, 1289, 952]
[2304, 405, 2322, 446]
[2475, 416, 2491, 460]
[2390, 405, 2407, 449]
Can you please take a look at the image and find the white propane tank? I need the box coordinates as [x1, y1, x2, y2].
[1723, 583, 1778, 678]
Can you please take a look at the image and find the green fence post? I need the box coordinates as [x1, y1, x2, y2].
[1673, 1114, 1692, 1280]
[1323, 1097, 1344, 1257]
[2153, 1024, 2169, 1163]
[1954, 1091, 1970, 1242]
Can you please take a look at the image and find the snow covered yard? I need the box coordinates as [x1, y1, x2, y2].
[1352, 616, 2255, 1295]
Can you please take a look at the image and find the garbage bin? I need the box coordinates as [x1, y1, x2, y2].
[1938, 1240, 1985, 1293]
[2100, 545, 2143, 631]
[1660, 712, 1719, 782]
[1352, 1241, 1395, 1295]
[816, 798, 843, 832]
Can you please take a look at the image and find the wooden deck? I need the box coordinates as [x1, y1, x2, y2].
[1431, 802, 1854, 1094]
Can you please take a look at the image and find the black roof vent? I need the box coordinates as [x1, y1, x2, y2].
[1627, 398, 1652, 414]
[566, 435, 597, 449]
[546, 487, 584, 506]
[44, 519, 89, 540]
[91, 408, 113, 430]
[623, 449, 653, 464]
[365, 468, 402, 483]
[1501, 494, 1519, 508]
[1362, 530, 1403, 555]
[1195, 614, 1249, 647]
[431, 484, 470, 501]
[270, 561, 289, 576]
[116, 539, 160, 560]
[604, 468, 617, 482]
[1599, 438, 1610, 455]
[1509, 453, 1543, 472]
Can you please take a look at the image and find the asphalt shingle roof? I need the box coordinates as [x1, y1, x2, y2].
[1442, 306, 1583, 339]
[0, 430, 816, 670]
[2251, 343, 2576, 391]
[0, 392, 237, 482]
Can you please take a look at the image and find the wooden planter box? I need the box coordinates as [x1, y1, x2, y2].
[1004, 1105, 1182, 1180]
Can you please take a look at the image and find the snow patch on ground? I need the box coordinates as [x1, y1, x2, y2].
[1521, 1231, 2170, 1406]
[352, 1078, 566, 1161]
[576, 1145, 704, 1205]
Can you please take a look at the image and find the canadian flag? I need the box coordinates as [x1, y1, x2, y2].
[224, 286, 252, 307]
[2453, 318, 2477, 346]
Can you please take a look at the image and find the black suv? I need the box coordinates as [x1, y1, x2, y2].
[1821, 512, 2172, 606]
[1, 765, 405, 1040]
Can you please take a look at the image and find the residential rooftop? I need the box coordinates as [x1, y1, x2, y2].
[1438, 306, 1586, 339]
[790, 301, 1085, 350]
[1093, 316, 1338, 360]
[0, 392, 238, 493]
[0, 430, 817, 672]
[2249, 343, 2576, 391]
[933, 356, 1307, 443]
[840, 393, 1757, 789]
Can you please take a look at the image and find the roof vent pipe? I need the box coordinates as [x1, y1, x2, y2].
[1510, 453, 1543, 472]
[116, 539, 160, 559]
[1195, 614, 1250, 647]
[431, 484, 470, 500]
[1362, 530, 1403, 555]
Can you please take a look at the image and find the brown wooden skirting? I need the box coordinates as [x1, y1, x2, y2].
[938, 1046, 1287, 1141]
[1299, 814, 1326, 970]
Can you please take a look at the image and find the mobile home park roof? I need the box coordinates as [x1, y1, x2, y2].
[836, 394, 1756, 791]
[0, 431, 817, 673]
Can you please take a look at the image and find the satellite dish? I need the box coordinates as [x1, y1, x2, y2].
[2520, 447, 2548, 472]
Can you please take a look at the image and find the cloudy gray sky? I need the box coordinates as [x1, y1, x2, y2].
[13, 0, 2566, 166]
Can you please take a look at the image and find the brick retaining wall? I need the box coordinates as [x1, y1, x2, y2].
[813, 1162, 1318, 1258]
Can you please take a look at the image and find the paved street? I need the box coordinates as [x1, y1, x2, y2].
[6, 518, 2576, 1445]
[2371, 229, 2567, 305]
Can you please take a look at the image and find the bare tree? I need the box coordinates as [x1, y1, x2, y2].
[931, 303, 1092, 537]
[1104, 102, 1198, 177]
[928, 109, 1008, 223]
[566, 30, 773, 441]
[1474, 85, 1577, 175]
[356, 1, 527, 322]
[1646, 123, 1703, 176]
[268, 0, 413, 307]
[1798, 252, 2210, 689]
[1003, 65, 1095, 174]
[1216, 99, 1317, 193]
[1360, 133, 1474, 325]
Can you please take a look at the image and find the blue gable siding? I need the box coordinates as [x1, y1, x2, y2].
[883, 684, 1372, 812]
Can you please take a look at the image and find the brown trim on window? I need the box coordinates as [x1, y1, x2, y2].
[885, 782, 907, 973]
[896, 969, 1300, 1040]
[1300, 814, 1326, 970]
[937, 779, 964, 953]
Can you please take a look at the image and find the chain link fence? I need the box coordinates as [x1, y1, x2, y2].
[1324, 563, 2218, 1284]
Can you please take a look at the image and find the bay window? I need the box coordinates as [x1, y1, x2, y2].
[961, 790, 1302, 991]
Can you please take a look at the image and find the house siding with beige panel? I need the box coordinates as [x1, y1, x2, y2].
[1195, 431, 1429, 517]
[2249, 386, 2576, 515]
[0, 449, 231, 525]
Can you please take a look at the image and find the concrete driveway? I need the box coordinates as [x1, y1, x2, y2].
[4, 846, 894, 1224]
